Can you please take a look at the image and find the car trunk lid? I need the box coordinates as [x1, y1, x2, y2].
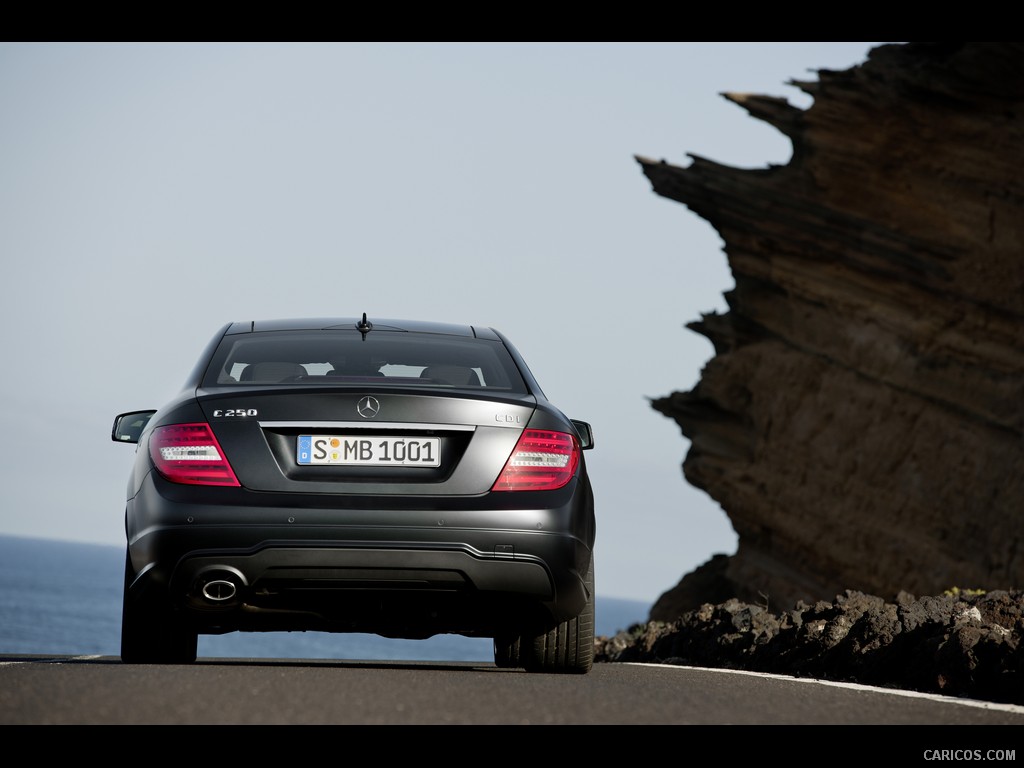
[198, 388, 536, 495]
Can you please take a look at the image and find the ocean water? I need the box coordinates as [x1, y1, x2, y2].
[0, 535, 650, 661]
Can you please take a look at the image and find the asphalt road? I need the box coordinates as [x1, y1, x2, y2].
[2, 655, 1023, 735]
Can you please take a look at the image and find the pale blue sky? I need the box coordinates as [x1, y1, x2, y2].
[0, 42, 888, 602]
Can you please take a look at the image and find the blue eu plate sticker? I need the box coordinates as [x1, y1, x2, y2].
[297, 435, 312, 464]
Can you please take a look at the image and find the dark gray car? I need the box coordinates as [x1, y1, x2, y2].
[112, 315, 596, 672]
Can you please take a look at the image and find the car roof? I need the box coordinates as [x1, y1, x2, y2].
[224, 317, 502, 341]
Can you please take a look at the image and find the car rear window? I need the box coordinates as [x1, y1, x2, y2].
[201, 330, 529, 393]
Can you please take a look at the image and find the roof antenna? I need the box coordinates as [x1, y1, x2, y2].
[356, 312, 373, 340]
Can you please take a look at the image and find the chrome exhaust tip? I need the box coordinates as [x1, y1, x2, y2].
[202, 579, 238, 602]
[191, 566, 247, 607]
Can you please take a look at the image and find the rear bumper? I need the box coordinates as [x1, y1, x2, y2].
[125, 471, 595, 638]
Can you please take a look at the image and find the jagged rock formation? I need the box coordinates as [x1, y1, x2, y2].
[638, 42, 1024, 621]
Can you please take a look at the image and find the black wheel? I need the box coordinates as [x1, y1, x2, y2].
[520, 558, 595, 674]
[120, 549, 198, 664]
[493, 633, 522, 668]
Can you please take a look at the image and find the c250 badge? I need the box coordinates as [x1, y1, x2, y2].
[212, 408, 258, 417]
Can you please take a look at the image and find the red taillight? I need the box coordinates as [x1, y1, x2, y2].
[491, 429, 580, 492]
[149, 423, 240, 487]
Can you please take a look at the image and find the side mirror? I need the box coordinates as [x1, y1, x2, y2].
[571, 420, 594, 450]
[111, 410, 157, 444]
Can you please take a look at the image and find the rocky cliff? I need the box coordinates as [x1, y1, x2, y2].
[639, 42, 1024, 621]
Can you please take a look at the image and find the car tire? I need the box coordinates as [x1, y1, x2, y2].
[503, 558, 594, 674]
[120, 549, 198, 664]
[493, 633, 522, 668]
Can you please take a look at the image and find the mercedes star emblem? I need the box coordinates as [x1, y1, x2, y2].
[356, 396, 380, 419]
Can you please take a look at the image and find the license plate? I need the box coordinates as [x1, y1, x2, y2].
[297, 435, 440, 466]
